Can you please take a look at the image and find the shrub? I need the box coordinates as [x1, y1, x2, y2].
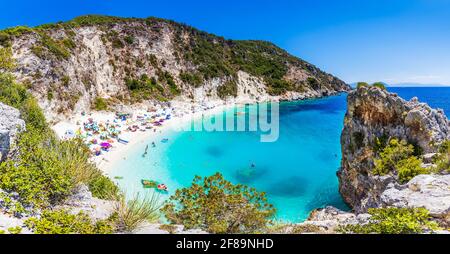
[372, 82, 386, 90]
[124, 35, 134, 44]
[352, 131, 365, 150]
[0, 75, 118, 208]
[112, 38, 124, 49]
[162, 173, 276, 234]
[373, 138, 429, 183]
[266, 79, 292, 96]
[93, 97, 108, 111]
[37, 33, 71, 60]
[25, 210, 114, 234]
[373, 139, 415, 176]
[0, 129, 73, 208]
[397, 156, 430, 184]
[114, 193, 161, 232]
[179, 72, 203, 87]
[339, 207, 439, 234]
[307, 77, 320, 89]
[356, 82, 369, 89]
[88, 175, 120, 200]
[0, 47, 16, 70]
[7, 226, 22, 234]
[217, 80, 237, 98]
[435, 140, 450, 173]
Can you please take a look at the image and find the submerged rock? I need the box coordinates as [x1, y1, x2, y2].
[338, 86, 450, 217]
[0, 103, 26, 162]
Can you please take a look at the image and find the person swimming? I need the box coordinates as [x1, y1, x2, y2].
[151, 142, 156, 147]
[251, 163, 256, 168]
[142, 145, 149, 157]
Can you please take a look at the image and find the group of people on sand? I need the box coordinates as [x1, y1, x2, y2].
[64, 107, 174, 159]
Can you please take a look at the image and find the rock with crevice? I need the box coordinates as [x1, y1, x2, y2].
[283, 206, 371, 234]
[0, 103, 26, 162]
[381, 174, 450, 220]
[338, 86, 450, 216]
[54, 184, 116, 221]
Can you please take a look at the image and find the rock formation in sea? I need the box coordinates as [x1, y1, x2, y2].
[1, 15, 350, 122]
[0, 102, 25, 162]
[337, 86, 450, 221]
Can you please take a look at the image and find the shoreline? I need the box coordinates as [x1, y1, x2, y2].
[51, 91, 348, 176]
[51, 101, 238, 175]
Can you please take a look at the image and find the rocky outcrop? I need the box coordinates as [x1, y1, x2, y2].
[54, 184, 116, 221]
[300, 206, 370, 233]
[381, 174, 450, 224]
[0, 103, 25, 161]
[3, 15, 350, 122]
[338, 86, 450, 216]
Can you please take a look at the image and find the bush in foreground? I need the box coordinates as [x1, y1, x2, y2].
[162, 173, 276, 234]
[114, 193, 161, 232]
[338, 207, 439, 234]
[0, 73, 119, 209]
[25, 210, 114, 234]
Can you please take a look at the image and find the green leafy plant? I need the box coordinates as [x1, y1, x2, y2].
[88, 175, 120, 200]
[0, 74, 118, 208]
[356, 82, 369, 89]
[25, 210, 114, 234]
[217, 80, 238, 98]
[0, 47, 16, 70]
[162, 173, 276, 234]
[373, 138, 429, 183]
[434, 140, 450, 173]
[397, 156, 429, 184]
[93, 97, 108, 111]
[7, 226, 22, 234]
[339, 207, 439, 234]
[372, 82, 386, 90]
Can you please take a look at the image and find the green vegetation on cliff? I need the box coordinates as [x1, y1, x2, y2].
[25, 210, 115, 234]
[1, 15, 346, 103]
[339, 207, 439, 234]
[0, 73, 119, 210]
[373, 138, 429, 184]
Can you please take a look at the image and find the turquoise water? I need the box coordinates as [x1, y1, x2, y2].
[110, 94, 349, 222]
[109, 87, 450, 222]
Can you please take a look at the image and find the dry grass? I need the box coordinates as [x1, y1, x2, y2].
[114, 192, 162, 232]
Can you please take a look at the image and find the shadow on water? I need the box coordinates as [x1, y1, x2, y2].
[234, 166, 268, 184]
[317, 149, 339, 162]
[305, 175, 349, 212]
[205, 146, 224, 158]
[268, 176, 308, 197]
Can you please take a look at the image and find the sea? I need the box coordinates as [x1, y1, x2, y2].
[109, 87, 450, 222]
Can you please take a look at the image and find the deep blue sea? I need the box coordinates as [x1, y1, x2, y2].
[110, 87, 449, 222]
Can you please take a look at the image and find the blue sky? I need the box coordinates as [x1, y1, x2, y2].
[2, 0, 450, 85]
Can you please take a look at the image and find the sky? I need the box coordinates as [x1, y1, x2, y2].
[2, 0, 450, 85]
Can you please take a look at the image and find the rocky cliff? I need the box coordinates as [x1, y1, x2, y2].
[0, 103, 25, 161]
[338, 86, 450, 220]
[1, 15, 350, 122]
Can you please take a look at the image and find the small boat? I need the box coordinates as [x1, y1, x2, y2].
[141, 179, 158, 188]
[161, 138, 169, 143]
[118, 136, 130, 144]
[114, 176, 124, 180]
[157, 183, 168, 191]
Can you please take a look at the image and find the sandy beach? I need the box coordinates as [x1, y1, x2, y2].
[51, 100, 236, 175]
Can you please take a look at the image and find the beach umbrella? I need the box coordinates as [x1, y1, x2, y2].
[100, 142, 112, 148]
